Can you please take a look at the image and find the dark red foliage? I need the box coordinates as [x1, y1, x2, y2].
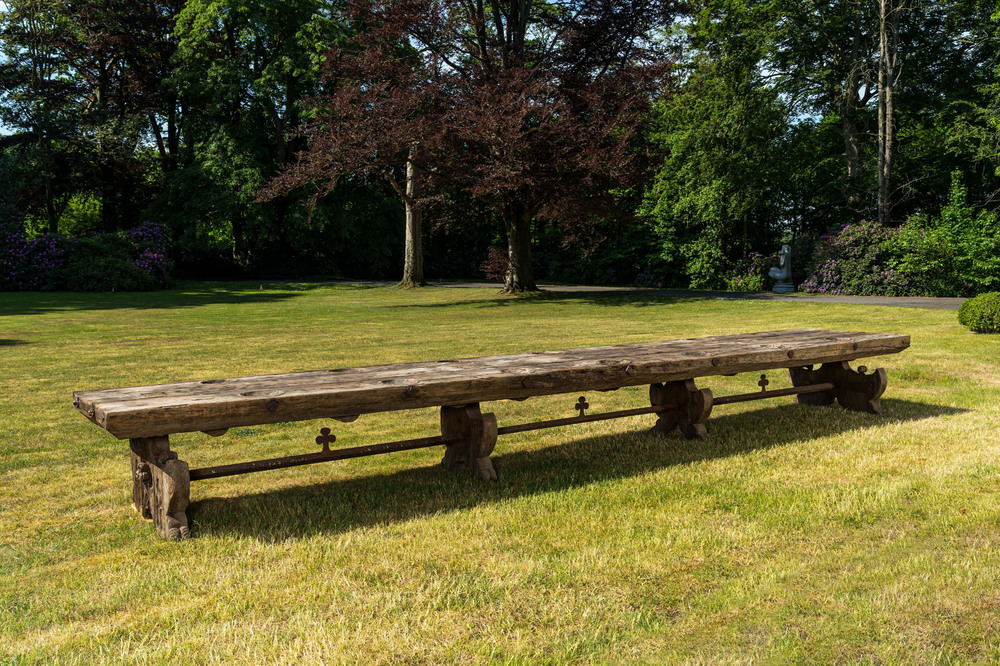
[263, 0, 683, 289]
[480, 246, 510, 282]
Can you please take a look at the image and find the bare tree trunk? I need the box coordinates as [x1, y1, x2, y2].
[100, 159, 118, 232]
[400, 143, 425, 287]
[877, 0, 887, 225]
[877, 0, 903, 226]
[839, 6, 867, 213]
[41, 135, 58, 234]
[503, 201, 537, 292]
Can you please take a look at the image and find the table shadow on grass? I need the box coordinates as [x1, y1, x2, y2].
[0, 339, 29, 346]
[190, 398, 963, 542]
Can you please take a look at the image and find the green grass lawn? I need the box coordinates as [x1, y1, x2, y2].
[2, 284, 999, 664]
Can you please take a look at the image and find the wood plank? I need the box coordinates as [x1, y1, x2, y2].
[73, 330, 909, 439]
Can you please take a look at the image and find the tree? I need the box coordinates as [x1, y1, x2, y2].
[642, 0, 790, 288]
[2, 0, 181, 233]
[877, 0, 902, 225]
[168, 0, 345, 269]
[768, 0, 880, 215]
[268, 0, 681, 292]
[0, 0, 82, 232]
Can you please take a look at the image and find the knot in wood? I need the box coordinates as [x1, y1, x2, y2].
[265, 399, 280, 412]
[133, 462, 151, 487]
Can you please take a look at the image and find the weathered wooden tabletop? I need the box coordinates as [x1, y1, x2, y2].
[74, 329, 909, 439]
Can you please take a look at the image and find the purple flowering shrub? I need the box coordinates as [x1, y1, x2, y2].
[725, 251, 777, 292]
[123, 220, 172, 287]
[0, 210, 173, 291]
[0, 206, 72, 291]
[800, 220, 955, 297]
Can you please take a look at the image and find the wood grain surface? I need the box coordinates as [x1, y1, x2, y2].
[73, 329, 909, 439]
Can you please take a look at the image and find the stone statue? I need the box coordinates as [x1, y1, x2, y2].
[768, 244, 795, 293]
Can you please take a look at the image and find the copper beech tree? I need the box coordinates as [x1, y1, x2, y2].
[263, 0, 681, 292]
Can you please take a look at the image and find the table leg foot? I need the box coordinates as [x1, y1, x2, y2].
[789, 361, 887, 414]
[441, 404, 499, 480]
[649, 380, 714, 440]
[130, 436, 191, 540]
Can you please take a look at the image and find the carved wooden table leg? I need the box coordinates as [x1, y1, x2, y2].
[129, 449, 152, 519]
[129, 436, 191, 540]
[441, 403, 499, 480]
[649, 379, 714, 440]
[789, 361, 888, 414]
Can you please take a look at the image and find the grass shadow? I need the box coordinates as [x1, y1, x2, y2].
[0, 339, 30, 346]
[0, 283, 304, 316]
[192, 398, 965, 541]
[375, 290, 715, 310]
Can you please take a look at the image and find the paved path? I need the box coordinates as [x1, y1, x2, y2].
[336, 281, 965, 310]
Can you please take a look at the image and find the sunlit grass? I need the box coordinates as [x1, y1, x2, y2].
[2, 283, 999, 663]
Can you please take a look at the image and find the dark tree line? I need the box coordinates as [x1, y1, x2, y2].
[2, 0, 1000, 292]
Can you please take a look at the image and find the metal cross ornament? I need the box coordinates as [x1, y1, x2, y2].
[316, 427, 336, 452]
[758, 374, 770, 392]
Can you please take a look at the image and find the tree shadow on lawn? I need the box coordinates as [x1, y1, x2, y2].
[0, 285, 302, 316]
[193, 398, 965, 541]
[374, 290, 720, 309]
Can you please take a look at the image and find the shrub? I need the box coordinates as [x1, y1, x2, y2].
[800, 220, 947, 297]
[883, 216, 956, 297]
[724, 251, 777, 292]
[958, 292, 1000, 333]
[681, 234, 727, 290]
[59, 236, 161, 292]
[1, 212, 173, 292]
[939, 171, 1000, 295]
[0, 205, 71, 291]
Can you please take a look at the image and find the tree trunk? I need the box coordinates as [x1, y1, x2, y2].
[839, 6, 866, 213]
[503, 201, 537, 292]
[877, 0, 903, 226]
[877, 0, 886, 224]
[41, 135, 58, 234]
[100, 159, 118, 232]
[400, 144, 425, 287]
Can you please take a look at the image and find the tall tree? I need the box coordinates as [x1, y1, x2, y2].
[2, 0, 180, 232]
[168, 0, 344, 267]
[876, 0, 906, 225]
[268, 0, 681, 292]
[770, 0, 879, 215]
[0, 0, 81, 232]
[643, 0, 790, 288]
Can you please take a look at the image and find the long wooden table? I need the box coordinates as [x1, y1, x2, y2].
[74, 329, 909, 539]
